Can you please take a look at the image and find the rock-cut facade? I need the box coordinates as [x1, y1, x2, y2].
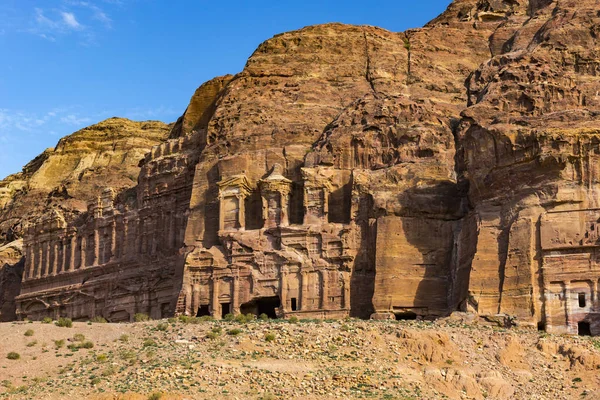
[3, 0, 600, 336]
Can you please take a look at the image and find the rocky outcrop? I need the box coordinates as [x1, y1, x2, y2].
[3, 0, 600, 335]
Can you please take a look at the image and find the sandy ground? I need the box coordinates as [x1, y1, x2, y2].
[0, 317, 599, 399]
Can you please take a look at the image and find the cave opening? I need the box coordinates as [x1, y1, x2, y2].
[240, 296, 281, 319]
[196, 304, 210, 317]
[578, 321, 591, 336]
[394, 312, 418, 321]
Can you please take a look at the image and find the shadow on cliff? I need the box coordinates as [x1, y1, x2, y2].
[393, 180, 476, 318]
[0, 258, 24, 321]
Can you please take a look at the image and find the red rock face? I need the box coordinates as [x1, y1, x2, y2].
[2, 0, 599, 335]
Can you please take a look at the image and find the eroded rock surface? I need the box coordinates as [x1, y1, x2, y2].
[2, 0, 600, 336]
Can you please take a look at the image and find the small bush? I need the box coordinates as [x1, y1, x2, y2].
[134, 313, 150, 322]
[259, 313, 269, 321]
[80, 341, 94, 349]
[234, 314, 248, 324]
[6, 352, 20, 360]
[206, 331, 219, 340]
[55, 318, 72, 328]
[24, 329, 34, 337]
[101, 366, 116, 376]
[156, 322, 168, 331]
[167, 317, 177, 323]
[90, 316, 107, 323]
[288, 316, 298, 324]
[119, 334, 129, 343]
[264, 333, 276, 342]
[54, 339, 65, 349]
[227, 328, 242, 336]
[90, 377, 101, 385]
[198, 315, 214, 322]
[73, 333, 86, 342]
[224, 313, 235, 321]
[96, 354, 108, 362]
[26, 341, 37, 347]
[41, 317, 53, 324]
[148, 393, 163, 400]
[143, 339, 157, 347]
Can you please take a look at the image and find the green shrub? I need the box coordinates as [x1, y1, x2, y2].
[167, 317, 177, 323]
[54, 339, 65, 349]
[156, 322, 168, 331]
[264, 333, 276, 342]
[224, 313, 235, 321]
[73, 333, 86, 342]
[80, 341, 94, 349]
[24, 329, 34, 337]
[178, 315, 192, 323]
[227, 328, 242, 336]
[234, 314, 248, 323]
[206, 331, 219, 340]
[55, 318, 72, 328]
[90, 316, 107, 323]
[119, 334, 129, 343]
[288, 316, 298, 324]
[96, 354, 108, 362]
[41, 317, 53, 324]
[143, 339, 157, 347]
[134, 313, 150, 322]
[259, 313, 269, 321]
[90, 377, 101, 385]
[148, 393, 163, 400]
[6, 352, 20, 360]
[198, 315, 214, 322]
[26, 341, 37, 347]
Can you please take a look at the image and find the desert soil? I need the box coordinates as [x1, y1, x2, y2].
[0, 317, 599, 399]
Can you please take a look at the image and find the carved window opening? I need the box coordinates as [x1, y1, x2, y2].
[289, 182, 304, 225]
[196, 304, 210, 317]
[291, 297, 298, 311]
[222, 197, 240, 230]
[394, 311, 417, 321]
[221, 302, 231, 319]
[578, 293, 586, 308]
[578, 321, 591, 336]
[328, 182, 352, 224]
[245, 190, 263, 230]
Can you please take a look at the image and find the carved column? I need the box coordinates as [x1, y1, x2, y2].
[192, 283, 200, 316]
[280, 266, 288, 312]
[61, 239, 67, 274]
[184, 284, 193, 316]
[24, 244, 32, 280]
[564, 282, 572, 332]
[36, 242, 42, 278]
[300, 270, 309, 311]
[110, 220, 117, 261]
[80, 235, 87, 268]
[232, 271, 240, 315]
[51, 241, 59, 276]
[342, 271, 351, 310]
[321, 269, 329, 309]
[593, 280, 599, 307]
[93, 225, 99, 266]
[211, 275, 220, 319]
[44, 241, 51, 277]
[69, 235, 76, 272]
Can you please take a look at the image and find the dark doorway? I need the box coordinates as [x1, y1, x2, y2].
[578, 321, 591, 336]
[221, 303, 231, 319]
[394, 312, 417, 321]
[291, 298, 297, 311]
[537, 321, 546, 331]
[196, 305, 210, 317]
[578, 293, 586, 308]
[240, 296, 280, 319]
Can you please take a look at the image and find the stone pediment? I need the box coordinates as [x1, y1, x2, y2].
[218, 174, 251, 196]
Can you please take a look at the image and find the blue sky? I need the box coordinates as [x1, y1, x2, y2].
[0, 0, 453, 179]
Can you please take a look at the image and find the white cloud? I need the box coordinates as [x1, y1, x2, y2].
[60, 114, 91, 125]
[61, 12, 82, 30]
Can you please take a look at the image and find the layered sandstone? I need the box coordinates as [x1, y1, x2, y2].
[2, 0, 599, 336]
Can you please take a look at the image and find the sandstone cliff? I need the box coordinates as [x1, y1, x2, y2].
[3, 0, 600, 336]
[0, 118, 171, 244]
